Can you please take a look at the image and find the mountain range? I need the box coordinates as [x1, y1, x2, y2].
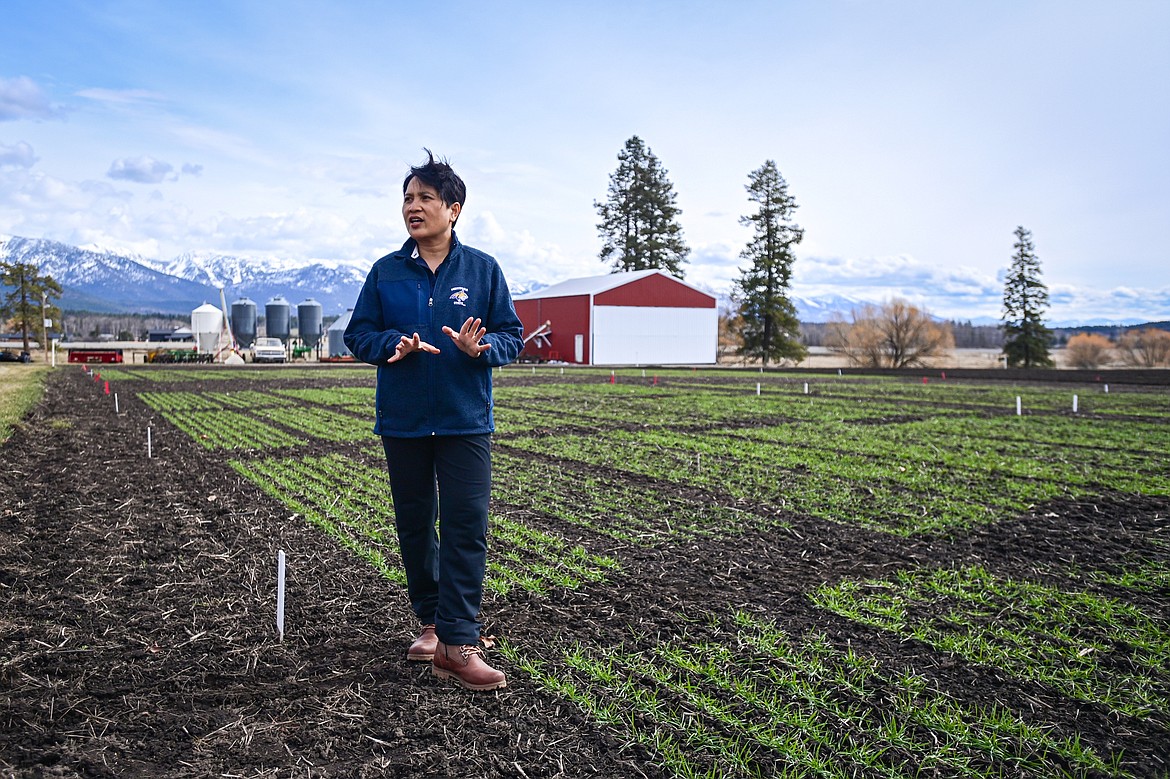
[0, 235, 370, 316]
[1, 234, 1129, 329]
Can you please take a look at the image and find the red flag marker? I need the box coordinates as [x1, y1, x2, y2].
[104, 380, 110, 395]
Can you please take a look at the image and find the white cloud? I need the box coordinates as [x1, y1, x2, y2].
[108, 156, 175, 184]
[456, 210, 586, 284]
[0, 76, 61, 121]
[0, 141, 37, 168]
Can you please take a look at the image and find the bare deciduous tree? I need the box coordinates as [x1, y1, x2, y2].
[1115, 328, 1170, 367]
[1065, 333, 1114, 369]
[826, 299, 954, 368]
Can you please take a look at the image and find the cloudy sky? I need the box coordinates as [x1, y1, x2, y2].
[2, 1, 1167, 323]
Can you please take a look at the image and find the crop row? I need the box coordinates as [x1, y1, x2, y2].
[139, 389, 288, 412]
[492, 449, 774, 544]
[254, 405, 372, 442]
[493, 378, 1168, 430]
[230, 454, 618, 597]
[162, 410, 307, 450]
[273, 387, 374, 407]
[146, 393, 372, 447]
[500, 409, 1169, 535]
[504, 609, 1126, 778]
[812, 565, 1170, 721]
[92, 366, 372, 383]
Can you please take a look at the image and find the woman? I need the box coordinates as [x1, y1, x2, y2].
[344, 151, 523, 691]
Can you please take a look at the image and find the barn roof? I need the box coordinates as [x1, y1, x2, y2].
[514, 269, 713, 302]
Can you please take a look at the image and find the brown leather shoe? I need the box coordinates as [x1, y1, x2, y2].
[432, 640, 507, 691]
[406, 624, 437, 662]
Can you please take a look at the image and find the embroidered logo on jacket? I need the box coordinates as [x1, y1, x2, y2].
[449, 287, 470, 307]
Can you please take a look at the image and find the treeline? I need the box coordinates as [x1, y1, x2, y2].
[800, 320, 1005, 349]
[62, 312, 190, 340]
[1050, 321, 1170, 346]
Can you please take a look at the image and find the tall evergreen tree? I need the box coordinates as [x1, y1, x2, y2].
[0, 260, 62, 357]
[594, 136, 689, 276]
[1001, 225, 1053, 368]
[733, 160, 807, 365]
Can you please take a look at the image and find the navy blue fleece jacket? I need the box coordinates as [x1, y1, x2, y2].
[343, 234, 523, 437]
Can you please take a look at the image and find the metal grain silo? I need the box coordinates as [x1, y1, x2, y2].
[230, 297, 258, 348]
[328, 309, 353, 358]
[297, 298, 324, 349]
[191, 303, 223, 354]
[265, 295, 291, 344]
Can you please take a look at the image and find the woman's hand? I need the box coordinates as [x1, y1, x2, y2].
[387, 332, 440, 364]
[442, 317, 492, 358]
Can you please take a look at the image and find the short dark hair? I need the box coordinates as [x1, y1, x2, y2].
[403, 149, 466, 212]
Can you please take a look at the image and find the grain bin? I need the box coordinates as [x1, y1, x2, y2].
[328, 309, 353, 358]
[231, 297, 258, 348]
[191, 303, 223, 354]
[265, 295, 291, 344]
[297, 298, 324, 349]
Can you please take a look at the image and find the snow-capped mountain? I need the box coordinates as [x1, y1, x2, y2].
[1, 235, 223, 314]
[140, 251, 371, 314]
[0, 235, 369, 315]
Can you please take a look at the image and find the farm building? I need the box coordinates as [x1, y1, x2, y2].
[513, 269, 717, 365]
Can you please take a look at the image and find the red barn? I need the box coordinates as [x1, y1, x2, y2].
[513, 270, 717, 365]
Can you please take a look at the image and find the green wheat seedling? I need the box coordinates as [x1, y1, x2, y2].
[162, 409, 306, 449]
[255, 404, 371, 442]
[1090, 559, 1170, 592]
[492, 449, 768, 544]
[230, 453, 617, 597]
[506, 611, 1127, 778]
[139, 389, 287, 412]
[813, 565, 1170, 721]
[484, 514, 618, 595]
[273, 386, 375, 406]
[503, 406, 1169, 534]
[231, 454, 404, 584]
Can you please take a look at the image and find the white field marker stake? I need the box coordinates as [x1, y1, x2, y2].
[276, 550, 286, 641]
[1104, 384, 1109, 393]
[1016, 396, 1022, 416]
[756, 382, 761, 396]
[147, 426, 153, 458]
[114, 393, 119, 414]
[696, 452, 701, 472]
[804, 382, 809, 395]
[1073, 394, 1079, 413]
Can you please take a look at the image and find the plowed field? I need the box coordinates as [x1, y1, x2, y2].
[2, 365, 1168, 778]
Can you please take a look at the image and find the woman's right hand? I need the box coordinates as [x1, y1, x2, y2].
[387, 332, 440, 364]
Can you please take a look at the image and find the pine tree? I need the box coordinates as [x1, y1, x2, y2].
[595, 136, 689, 276]
[1001, 225, 1053, 368]
[733, 160, 807, 365]
[0, 260, 62, 357]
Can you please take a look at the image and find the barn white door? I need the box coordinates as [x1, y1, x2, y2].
[574, 334, 584, 363]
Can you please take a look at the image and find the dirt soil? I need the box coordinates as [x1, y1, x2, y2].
[1, 368, 1168, 777]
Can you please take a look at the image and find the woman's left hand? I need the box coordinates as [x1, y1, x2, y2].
[442, 316, 492, 358]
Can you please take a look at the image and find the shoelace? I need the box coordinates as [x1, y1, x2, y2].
[458, 644, 484, 660]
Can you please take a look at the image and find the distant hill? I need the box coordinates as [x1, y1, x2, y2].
[2, 234, 1165, 331]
